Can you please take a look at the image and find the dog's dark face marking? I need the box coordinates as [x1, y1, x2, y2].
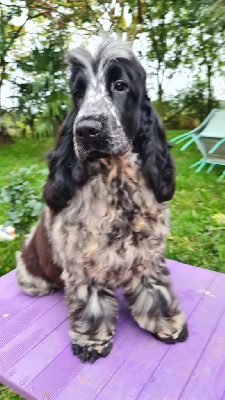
[68, 40, 146, 160]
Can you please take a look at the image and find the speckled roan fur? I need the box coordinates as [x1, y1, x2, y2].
[16, 39, 188, 363]
[51, 152, 169, 286]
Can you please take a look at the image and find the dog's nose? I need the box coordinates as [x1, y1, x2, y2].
[76, 120, 102, 143]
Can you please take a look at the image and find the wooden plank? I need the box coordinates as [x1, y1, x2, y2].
[4, 321, 70, 388]
[33, 263, 213, 400]
[0, 269, 16, 289]
[0, 263, 224, 400]
[25, 316, 132, 400]
[0, 293, 40, 329]
[180, 309, 225, 400]
[92, 264, 215, 400]
[54, 260, 195, 400]
[0, 283, 26, 306]
[137, 272, 225, 400]
[0, 297, 64, 372]
[3, 306, 128, 400]
[54, 318, 147, 400]
[0, 292, 62, 350]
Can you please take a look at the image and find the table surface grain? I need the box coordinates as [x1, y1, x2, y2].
[0, 260, 225, 400]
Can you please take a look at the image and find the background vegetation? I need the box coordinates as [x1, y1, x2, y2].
[0, 0, 224, 398]
[0, 0, 224, 141]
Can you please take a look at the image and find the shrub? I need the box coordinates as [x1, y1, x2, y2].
[0, 166, 47, 233]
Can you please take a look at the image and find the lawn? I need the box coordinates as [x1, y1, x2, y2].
[0, 137, 54, 275]
[167, 130, 225, 271]
[0, 131, 224, 399]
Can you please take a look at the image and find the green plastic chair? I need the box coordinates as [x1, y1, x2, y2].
[170, 109, 225, 180]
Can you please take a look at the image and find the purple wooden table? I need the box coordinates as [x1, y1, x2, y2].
[0, 260, 225, 400]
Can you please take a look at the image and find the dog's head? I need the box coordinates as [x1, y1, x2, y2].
[44, 38, 175, 212]
[68, 39, 145, 160]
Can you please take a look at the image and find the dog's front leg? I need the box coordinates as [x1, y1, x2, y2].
[123, 260, 188, 344]
[65, 282, 118, 363]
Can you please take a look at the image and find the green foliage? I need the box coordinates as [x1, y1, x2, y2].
[139, 0, 191, 116]
[0, 1, 25, 93]
[0, 0, 100, 131]
[14, 31, 72, 137]
[0, 235, 23, 275]
[1, 0, 224, 136]
[163, 80, 220, 128]
[0, 137, 53, 184]
[0, 166, 46, 233]
[0, 383, 23, 400]
[0, 137, 53, 280]
[175, 80, 219, 122]
[186, 0, 225, 113]
[132, 0, 224, 117]
[100, 1, 146, 41]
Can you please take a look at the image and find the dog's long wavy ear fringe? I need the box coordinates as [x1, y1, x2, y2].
[43, 110, 89, 212]
[135, 94, 175, 202]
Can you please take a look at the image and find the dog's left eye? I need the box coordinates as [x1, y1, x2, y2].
[114, 81, 128, 92]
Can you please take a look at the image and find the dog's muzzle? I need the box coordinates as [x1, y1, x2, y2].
[73, 97, 131, 160]
[76, 119, 102, 144]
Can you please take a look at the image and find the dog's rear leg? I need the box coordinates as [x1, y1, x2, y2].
[123, 259, 188, 344]
[16, 251, 59, 296]
[65, 281, 118, 363]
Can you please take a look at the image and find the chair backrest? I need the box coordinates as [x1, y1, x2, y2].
[193, 110, 225, 163]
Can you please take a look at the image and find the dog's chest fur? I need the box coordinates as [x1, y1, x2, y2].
[47, 152, 169, 288]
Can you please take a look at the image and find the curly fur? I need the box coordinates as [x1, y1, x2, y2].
[16, 38, 187, 363]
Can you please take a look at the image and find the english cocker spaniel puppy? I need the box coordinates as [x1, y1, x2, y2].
[16, 38, 188, 363]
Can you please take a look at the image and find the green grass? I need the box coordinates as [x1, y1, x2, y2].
[0, 132, 225, 399]
[0, 385, 23, 400]
[166, 130, 225, 272]
[0, 137, 54, 187]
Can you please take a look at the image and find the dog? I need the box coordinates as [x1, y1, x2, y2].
[16, 38, 188, 364]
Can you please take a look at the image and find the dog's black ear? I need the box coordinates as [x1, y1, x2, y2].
[43, 110, 89, 212]
[134, 94, 175, 202]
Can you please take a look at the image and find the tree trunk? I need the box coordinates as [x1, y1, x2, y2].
[157, 84, 163, 117]
[207, 65, 213, 114]
[0, 124, 14, 146]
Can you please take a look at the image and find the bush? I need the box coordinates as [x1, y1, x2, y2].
[0, 166, 47, 233]
[155, 80, 220, 129]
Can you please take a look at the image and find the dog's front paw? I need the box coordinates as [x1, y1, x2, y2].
[72, 340, 113, 363]
[152, 322, 188, 344]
